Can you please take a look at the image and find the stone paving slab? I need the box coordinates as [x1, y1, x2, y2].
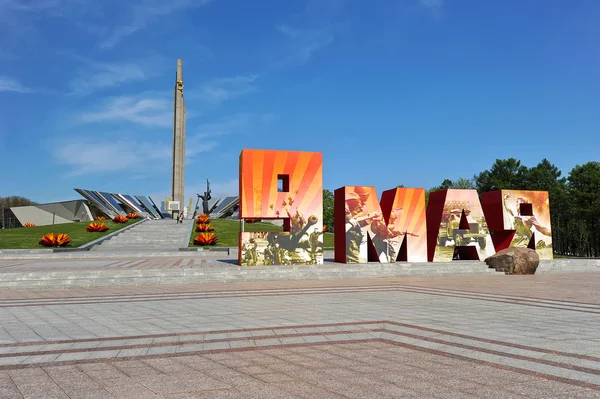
[2, 340, 600, 398]
[0, 272, 598, 303]
[1, 272, 600, 397]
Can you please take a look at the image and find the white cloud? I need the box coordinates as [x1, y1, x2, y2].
[0, 76, 32, 93]
[420, 0, 443, 7]
[185, 114, 256, 161]
[68, 57, 162, 95]
[193, 114, 252, 138]
[276, 24, 334, 66]
[193, 43, 216, 61]
[0, 0, 64, 14]
[184, 113, 275, 165]
[54, 137, 216, 177]
[193, 75, 258, 104]
[77, 95, 173, 127]
[55, 140, 171, 176]
[0, 0, 96, 59]
[186, 140, 218, 158]
[99, 0, 213, 49]
[1, 0, 215, 51]
[419, 0, 443, 18]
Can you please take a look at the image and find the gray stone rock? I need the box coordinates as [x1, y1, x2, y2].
[485, 247, 540, 275]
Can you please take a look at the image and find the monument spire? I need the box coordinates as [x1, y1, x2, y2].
[171, 58, 186, 219]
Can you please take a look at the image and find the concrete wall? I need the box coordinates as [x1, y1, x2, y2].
[10, 200, 93, 227]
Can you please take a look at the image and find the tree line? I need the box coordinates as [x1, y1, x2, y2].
[323, 159, 600, 258]
[0, 196, 37, 229]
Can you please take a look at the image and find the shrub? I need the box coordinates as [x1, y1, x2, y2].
[195, 224, 215, 232]
[39, 233, 71, 247]
[193, 232, 218, 245]
[86, 222, 109, 232]
[196, 214, 211, 224]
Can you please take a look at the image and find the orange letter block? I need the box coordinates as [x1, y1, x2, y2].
[239, 149, 323, 266]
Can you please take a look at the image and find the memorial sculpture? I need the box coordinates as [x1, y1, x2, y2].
[200, 179, 212, 215]
[171, 59, 186, 220]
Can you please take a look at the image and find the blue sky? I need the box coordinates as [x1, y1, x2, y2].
[1, 0, 599, 204]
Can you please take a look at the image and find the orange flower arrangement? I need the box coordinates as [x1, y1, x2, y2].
[127, 213, 139, 219]
[39, 233, 71, 247]
[23, 222, 36, 228]
[113, 215, 128, 223]
[193, 233, 218, 246]
[86, 222, 109, 232]
[196, 214, 210, 224]
[96, 216, 107, 221]
[245, 218, 261, 223]
[195, 224, 214, 232]
[322, 225, 328, 232]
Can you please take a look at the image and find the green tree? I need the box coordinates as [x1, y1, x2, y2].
[426, 177, 476, 203]
[475, 158, 529, 193]
[524, 159, 564, 190]
[0, 196, 37, 229]
[567, 162, 600, 257]
[523, 159, 569, 255]
[323, 189, 334, 232]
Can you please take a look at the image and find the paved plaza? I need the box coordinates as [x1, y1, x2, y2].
[0, 266, 599, 398]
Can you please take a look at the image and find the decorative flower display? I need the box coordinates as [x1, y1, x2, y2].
[23, 222, 36, 228]
[86, 222, 109, 232]
[193, 233, 218, 246]
[96, 216, 107, 221]
[113, 215, 128, 223]
[196, 214, 211, 224]
[39, 233, 71, 247]
[322, 225, 328, 232]
[127, 213, 139, 219]
[245, 218, 261, 223]
[195, 224, 214, 232]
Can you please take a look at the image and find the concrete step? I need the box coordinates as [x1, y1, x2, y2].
[0, 262, 500, 289]
[97, 239, 190, 245]
[90, 220, 192, 252]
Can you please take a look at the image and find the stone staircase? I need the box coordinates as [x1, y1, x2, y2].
[0, 260, 502, 290]
[91, 219, 192, 251]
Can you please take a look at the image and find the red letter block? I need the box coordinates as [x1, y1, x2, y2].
[334, 186, 427, 263]
[238, 149, 323, 266]
[481, 190, 553, 259]
[427, 189, 494, 262]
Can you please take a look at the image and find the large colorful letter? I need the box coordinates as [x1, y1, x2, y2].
[427, 189, 494, 262]
[481, 190, 553, 259]
[238, 149, 323, 266]
[334, 187, 427, 263]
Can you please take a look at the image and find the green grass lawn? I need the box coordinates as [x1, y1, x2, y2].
[189, 219, 334, 249]
[0, 219, 139, 249]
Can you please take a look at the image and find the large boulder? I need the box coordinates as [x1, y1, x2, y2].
[485, 247, 540, 275]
